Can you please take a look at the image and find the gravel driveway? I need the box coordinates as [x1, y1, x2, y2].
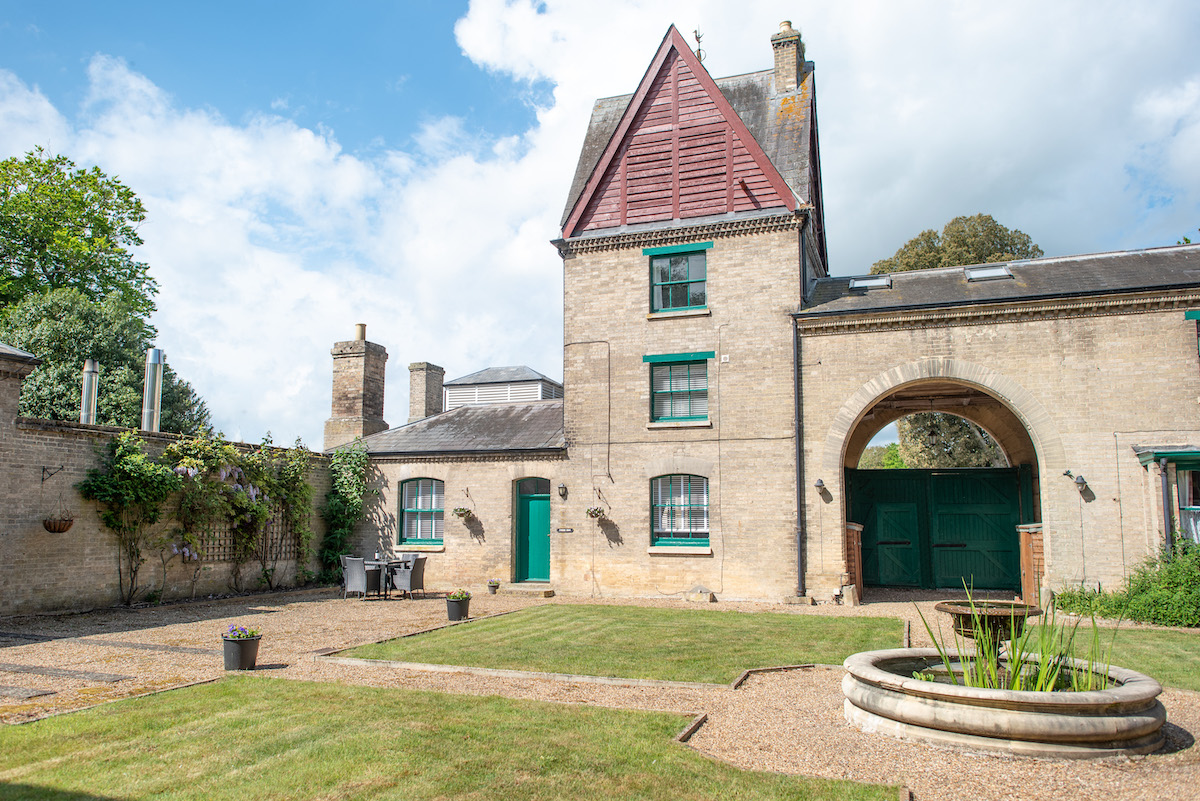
[1, 588, 1197, 801]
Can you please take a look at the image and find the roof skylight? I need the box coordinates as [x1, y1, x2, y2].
[964, 264, 1014, 282]
[848, 275, 893, 290]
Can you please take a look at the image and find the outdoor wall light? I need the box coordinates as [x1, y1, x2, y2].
[1075, 475, 1088, 490]
[814, 478, 825, 489]
[558, 483, 568, 499]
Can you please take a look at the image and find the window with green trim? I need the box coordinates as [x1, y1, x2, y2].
[651, 474, 709, 545]
[651, 361, 707, 421]
[650, 251, 706, 311]
[400, 478, 444, 543]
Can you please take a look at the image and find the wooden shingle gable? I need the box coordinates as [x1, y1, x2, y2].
[561, 26, 797, 239]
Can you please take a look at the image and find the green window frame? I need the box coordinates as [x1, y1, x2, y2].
[648, 246, 708, 312]
[651, 474, 709, 546]
[649, 360, 708, 421]
[400, 478, 444, 544]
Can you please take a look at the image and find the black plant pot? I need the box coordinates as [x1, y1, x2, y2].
[446, 598, 470, 621]
[222, 636, 261, 670]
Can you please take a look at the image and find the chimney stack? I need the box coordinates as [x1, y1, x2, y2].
[80, 359, 99, 425]
[408, 362, 445, 423]
[140, 349, 165, 432]
[324, 324, 389, 450]
[771, 20, 805, 93]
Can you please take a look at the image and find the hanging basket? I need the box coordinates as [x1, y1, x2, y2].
[42, 517, 74, 533]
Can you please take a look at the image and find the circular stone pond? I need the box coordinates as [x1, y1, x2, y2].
[842, 648, 1166, 759]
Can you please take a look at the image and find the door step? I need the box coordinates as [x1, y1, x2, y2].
[499, 583, 556, 598]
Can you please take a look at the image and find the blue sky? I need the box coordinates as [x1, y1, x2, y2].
[1, 1, 1198, 450]
[2, 2, 548, 154]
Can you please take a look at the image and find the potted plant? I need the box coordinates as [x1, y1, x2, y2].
[585, 506, 605, 519]
[446, 588, 471, 621]
[222, 624, 262, 670]
[487, 578, 501, 594]
[452, 506, 473, 520]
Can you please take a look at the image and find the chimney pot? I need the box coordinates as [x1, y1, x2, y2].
[354, 323, 367, 341]
[80, 359, 100, 425]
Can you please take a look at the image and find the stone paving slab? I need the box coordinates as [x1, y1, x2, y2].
[0, 662, 131, 683]
[0, 685, 55, 699]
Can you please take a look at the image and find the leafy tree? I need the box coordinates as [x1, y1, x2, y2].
[896, 413, 1006, 468]
[0, 148, 156, 317]
[871, 214, 1040, 467]
[78, 431, 182, 605]
[858, 442, 907, 469]
[870, 213, 1043, 275]
[1180, 229, 1197, 245]
[0, 288, 211, 434]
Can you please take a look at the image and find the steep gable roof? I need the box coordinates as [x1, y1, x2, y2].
[561, 26, 801, 240]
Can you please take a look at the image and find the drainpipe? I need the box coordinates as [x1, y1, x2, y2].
[1161, 458, 1175, 558]
[793, 319, 806, 598]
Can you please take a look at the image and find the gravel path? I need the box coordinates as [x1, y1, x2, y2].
[2, 588, 1197, 801]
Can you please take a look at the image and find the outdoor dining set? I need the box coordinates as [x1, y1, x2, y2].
[340, 554, 427, 600]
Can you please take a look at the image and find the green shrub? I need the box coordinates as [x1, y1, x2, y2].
[1055, 542, 1200, 627]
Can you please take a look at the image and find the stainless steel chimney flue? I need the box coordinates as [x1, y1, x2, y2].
[80, 359, 100, 425]
[141, 348, 166, 432]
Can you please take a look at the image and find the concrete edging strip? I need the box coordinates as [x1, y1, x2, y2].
[316, 654, 723, 690]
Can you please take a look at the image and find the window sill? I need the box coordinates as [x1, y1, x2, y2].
[647, 420, 712, 430]
[647, 308, 711, 321]
[647, 545, 713, 556]
[396, 544, 445, 553]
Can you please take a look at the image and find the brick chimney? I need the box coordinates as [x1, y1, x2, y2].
[408, 362, 444, 423]
[323, 324, 388, 451]
[771, 20, 805, 93]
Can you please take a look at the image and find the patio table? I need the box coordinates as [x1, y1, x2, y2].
[365, 559, 410, 599]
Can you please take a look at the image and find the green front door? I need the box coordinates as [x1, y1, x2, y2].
[516, 478, 551, 582]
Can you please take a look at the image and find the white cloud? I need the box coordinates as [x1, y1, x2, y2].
[0, 0, 1197, 450]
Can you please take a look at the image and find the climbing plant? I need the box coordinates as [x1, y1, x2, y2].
[78, 431, 182, 605]
[319, 442, 372, 583]
[163, 432, 314, 593]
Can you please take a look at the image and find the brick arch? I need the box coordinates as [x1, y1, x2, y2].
[821, 357, 1065, 479]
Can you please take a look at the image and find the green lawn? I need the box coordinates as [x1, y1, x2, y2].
[348, 604, 904, 684]
[0, 677, 893, 801]
[1064, 624, 1200, 691]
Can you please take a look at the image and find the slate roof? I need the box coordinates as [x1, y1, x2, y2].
[344, 400, 565, 457]
[797, 245, 1200, 318]
[444, 366, 562, 387]
[0, 341, 40, 364]
[561, 65, 816, 229]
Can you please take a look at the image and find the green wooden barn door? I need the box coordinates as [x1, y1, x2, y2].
[847, 467, 1026, 591]
[929, 471, 1021, 591]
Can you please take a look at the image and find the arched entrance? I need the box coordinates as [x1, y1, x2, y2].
[834, 369, 1052, 594]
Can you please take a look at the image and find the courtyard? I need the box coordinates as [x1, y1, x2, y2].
[1, 590, 1199, 800]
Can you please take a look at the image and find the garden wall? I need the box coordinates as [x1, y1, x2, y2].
[0, 359, 329, 616]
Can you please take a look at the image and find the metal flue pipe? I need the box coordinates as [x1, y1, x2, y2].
[79, 359, 100, 425]
[141, 348, 166, 432]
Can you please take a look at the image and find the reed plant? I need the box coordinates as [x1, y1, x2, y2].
[914, 587, 1121, 691]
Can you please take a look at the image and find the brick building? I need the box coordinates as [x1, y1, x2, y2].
[331, 22, 1200, 602]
